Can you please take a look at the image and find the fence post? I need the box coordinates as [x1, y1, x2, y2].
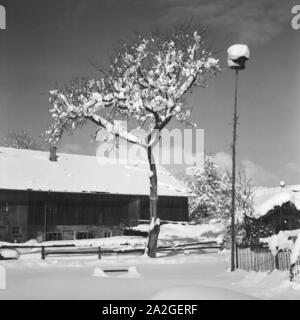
[98, 247, 102, 260]
[235, 243, 239, 269]
[41, 246, 45, 260]
[275, 253, 279, 270]
[289, 263, 295, 282]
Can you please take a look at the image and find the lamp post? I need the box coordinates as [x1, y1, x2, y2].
[227, 44, 250, 271]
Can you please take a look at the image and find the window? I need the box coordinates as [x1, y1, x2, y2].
[104, 230, 112, 238]
[47, 204, 57, 215]
[11, 226, 21, 236]
[77, 232, 93, 240]
[0, 203, 9, 213]
[47, 232, 62, 241]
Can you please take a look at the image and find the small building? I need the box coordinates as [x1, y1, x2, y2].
[244, 185, 300, 244]
[0, 147, 190, 242]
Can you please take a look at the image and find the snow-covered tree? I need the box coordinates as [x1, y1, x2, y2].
[45, 26, 220, 257]
[186, 155, 231, 223]
[186, 155, 253, 229]
[1, 130, 44, 150]
[235, 171, 254, 218]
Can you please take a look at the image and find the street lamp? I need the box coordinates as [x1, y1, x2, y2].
[227, 44, 250, 271]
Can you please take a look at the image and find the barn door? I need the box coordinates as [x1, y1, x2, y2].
[0, 218, 9, 242]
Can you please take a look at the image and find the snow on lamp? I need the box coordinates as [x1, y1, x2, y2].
[227, 44, 250, 70]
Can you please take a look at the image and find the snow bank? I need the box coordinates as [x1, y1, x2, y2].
[260, 229, 300, 265]
[93, 268, 109, 278]
[71, 236, 146, 249]
[0, 223, 225, 259]
[232, 270, 300, 299]
[1, 250, 300, 299]
[117, 267, 142, 279]
[260, 230, 297, 255]
[0, 236, 147, 250]
[132, 222, 224, 243]
[0, 239, 39, 248]
[151, 285, 255, 300]
[0, 249, 20, 260]
[93, 266, 142, 279]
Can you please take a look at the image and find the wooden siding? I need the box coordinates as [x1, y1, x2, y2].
[0, 189, 189, 241]
[140, 196, 189, 221]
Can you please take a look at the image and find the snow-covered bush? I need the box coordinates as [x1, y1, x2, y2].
[260, 230, 296, 255]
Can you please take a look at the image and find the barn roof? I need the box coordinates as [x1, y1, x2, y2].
[0, 147, 190, 197]
[251, 185, 300, 218]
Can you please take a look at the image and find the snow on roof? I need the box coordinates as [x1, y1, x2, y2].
[0, 147, 190, 197]
[252, 185, 300, 218]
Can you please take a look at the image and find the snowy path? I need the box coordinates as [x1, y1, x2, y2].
[0, 251, 300, 300]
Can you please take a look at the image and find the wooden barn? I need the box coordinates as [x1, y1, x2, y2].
[244, 185, 300, 244]
[0, 147, 190, 243]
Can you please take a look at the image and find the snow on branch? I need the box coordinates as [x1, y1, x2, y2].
[45, 28, 220, 146]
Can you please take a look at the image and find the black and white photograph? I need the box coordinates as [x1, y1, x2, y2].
[0, 0, 299, 305]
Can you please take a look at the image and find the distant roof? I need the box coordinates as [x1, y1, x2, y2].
[252, 185, 300, 218]
[0, 147, 190, 197]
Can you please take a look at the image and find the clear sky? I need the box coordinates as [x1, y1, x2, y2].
[0, 0, 299, 186]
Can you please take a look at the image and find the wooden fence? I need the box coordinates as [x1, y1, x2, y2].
[0, 240, 223, 260]
[236, 244, 300, 281]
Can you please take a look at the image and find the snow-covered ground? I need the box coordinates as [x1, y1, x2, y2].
[1, 250, 300, 300]
[1, 222, 299, 300]
[0, 221, 225, 252]
[131, 221, 225, 246]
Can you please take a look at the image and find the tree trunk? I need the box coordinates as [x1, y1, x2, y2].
[146, 143, 160, 258]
